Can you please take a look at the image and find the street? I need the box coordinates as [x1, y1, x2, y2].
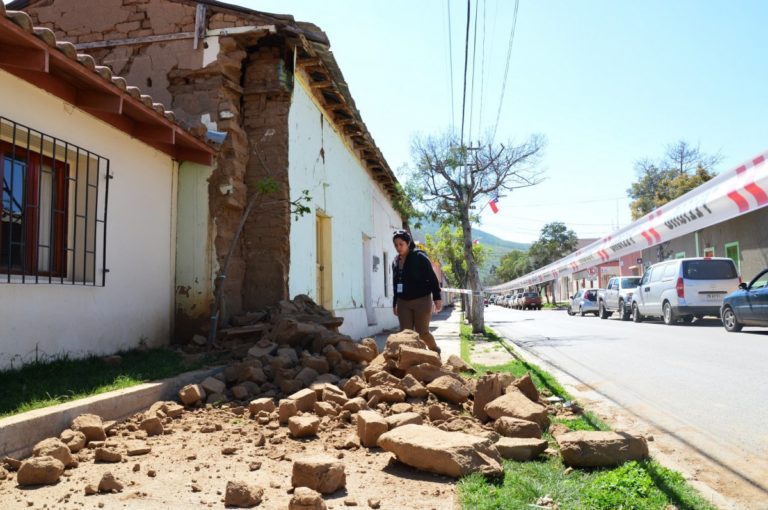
[485, 304, 768, 508]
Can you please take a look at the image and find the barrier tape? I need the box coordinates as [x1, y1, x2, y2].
[488, 149, 768, 292]
[441, 287, 483, 295]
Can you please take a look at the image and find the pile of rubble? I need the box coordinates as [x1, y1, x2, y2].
[0, 296, 649, 508]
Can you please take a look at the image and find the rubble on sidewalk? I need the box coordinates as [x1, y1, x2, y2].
[377, 424, 503, 478]
[1, 295, 649, 507]
[557, 431, 649, 467]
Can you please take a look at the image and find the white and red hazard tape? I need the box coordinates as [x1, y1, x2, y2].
[441, 287, 479, 295]
[489, 150, 768, 291]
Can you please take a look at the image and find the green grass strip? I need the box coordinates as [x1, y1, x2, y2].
[457, 319, 716, 510]
[0, 348, 205, 417]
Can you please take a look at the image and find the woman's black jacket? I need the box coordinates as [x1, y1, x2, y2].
[392, 249, 442, 307]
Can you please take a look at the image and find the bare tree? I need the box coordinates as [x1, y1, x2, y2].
[664, 141, 722, 176]
[405, 131, 545, 333]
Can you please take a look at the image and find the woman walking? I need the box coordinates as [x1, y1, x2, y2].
[391, 229, 443, 354]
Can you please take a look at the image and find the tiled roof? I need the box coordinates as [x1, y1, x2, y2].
[0, 3, 213, 165]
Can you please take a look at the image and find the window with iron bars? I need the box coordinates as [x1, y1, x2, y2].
[1, 116, 110, 285]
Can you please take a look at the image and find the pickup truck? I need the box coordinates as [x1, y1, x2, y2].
[597, 276, 643, 320]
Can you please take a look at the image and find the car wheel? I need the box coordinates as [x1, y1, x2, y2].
[632, 302, 643, 323]
[567, 306, 574, 316]
[722, 306, 743, 332]
[662, 301, 677, 325]
[599, 302, 609, 319]
[579, 306, 585, 317]
[619, 300, 630, 321]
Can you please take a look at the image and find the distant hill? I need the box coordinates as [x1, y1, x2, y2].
[411, 221, 530, 282]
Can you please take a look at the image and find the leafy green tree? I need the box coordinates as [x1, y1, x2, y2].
[424, 224, 487, 292]
[628, 141, 720, 219]
[528, 223, 577, 303]
[493, 250, 530, 283]
[528, 222, 578, 269]
[404, 131, 545, 332]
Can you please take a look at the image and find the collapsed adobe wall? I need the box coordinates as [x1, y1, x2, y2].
[240, 42, 293, 310]
[18, 0, 294, 336]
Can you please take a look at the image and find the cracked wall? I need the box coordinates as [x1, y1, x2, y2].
[20, 0, 294, 338]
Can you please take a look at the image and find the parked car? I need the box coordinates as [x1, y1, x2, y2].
[513, 292, 525, 309]
[631, 257, 739, 325]
[519, 291, 542, 310]
[721, 268, 768, 332]
[567, 289, 600, 316]
[597, 276, 643, 320]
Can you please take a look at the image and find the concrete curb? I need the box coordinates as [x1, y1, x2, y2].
[0, 365, 223, 460]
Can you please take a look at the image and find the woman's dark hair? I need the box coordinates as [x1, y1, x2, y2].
[392, 229, 417, 251]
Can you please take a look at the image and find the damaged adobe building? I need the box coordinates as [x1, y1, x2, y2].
[11, 0, 406, 341]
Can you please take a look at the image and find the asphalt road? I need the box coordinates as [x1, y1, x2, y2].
[485, 304, 768, 505]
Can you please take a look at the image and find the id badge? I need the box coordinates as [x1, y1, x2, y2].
[396, 283, 404, 294]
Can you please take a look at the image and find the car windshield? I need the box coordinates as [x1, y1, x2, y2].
[620, 277, 641, 288]
[683, 260, 738, 280]
[750, 270, 768, 290]
[524, 292, 538, 297]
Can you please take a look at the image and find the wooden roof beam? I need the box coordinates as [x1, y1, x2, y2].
[76, 89, 123, 114]
[133, 122, 175, 144]
[0, 42, 48, 72]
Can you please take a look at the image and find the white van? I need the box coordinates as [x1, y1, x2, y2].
[631, 257, 740, 325]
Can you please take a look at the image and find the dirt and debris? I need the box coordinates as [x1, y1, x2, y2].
[0, 296, 647, 509]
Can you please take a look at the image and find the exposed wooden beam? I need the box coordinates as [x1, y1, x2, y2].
[75, 32, 196, 50]
[309, 79, 333, 89]
[297, 57, 323, 67]
[133, 123, 175, 144]
[93, 112, 135, 134]
[321, 91, 342, 106]
[193, 3, 207, 50]
[333, 115, 356, 126]
[76, 89, 123, 114]
[344, 124, 362, 135]
[176, 145, 214, 166]
[0, 43, 48, 72]
[3, 67, 74, 103]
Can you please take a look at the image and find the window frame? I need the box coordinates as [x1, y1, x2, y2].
[1, 115, 110, 286]
[1, 142, 69, 278]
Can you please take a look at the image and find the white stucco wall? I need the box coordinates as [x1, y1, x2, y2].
[0, 69, 179, 369]
[287, 77, 403, 339]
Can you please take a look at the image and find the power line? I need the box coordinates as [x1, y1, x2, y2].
[446, 0, 456, 133]
[491, 0, 520, 142]
[477, 0, 487, 138]
[459, 0, 471, 146]
[467, 0, 480, 143]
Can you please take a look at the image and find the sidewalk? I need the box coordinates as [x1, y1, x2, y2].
[372, 305, 462, 359]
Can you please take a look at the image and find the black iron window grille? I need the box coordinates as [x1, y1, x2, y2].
[1, 116, 110, 286]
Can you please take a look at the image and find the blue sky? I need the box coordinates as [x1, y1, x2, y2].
[9, 0, 765, 242]
[244, 0, 768, 243]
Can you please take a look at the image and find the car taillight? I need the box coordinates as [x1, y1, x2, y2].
[676, 277, 684, 299]
[738, 275, 742, 284]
